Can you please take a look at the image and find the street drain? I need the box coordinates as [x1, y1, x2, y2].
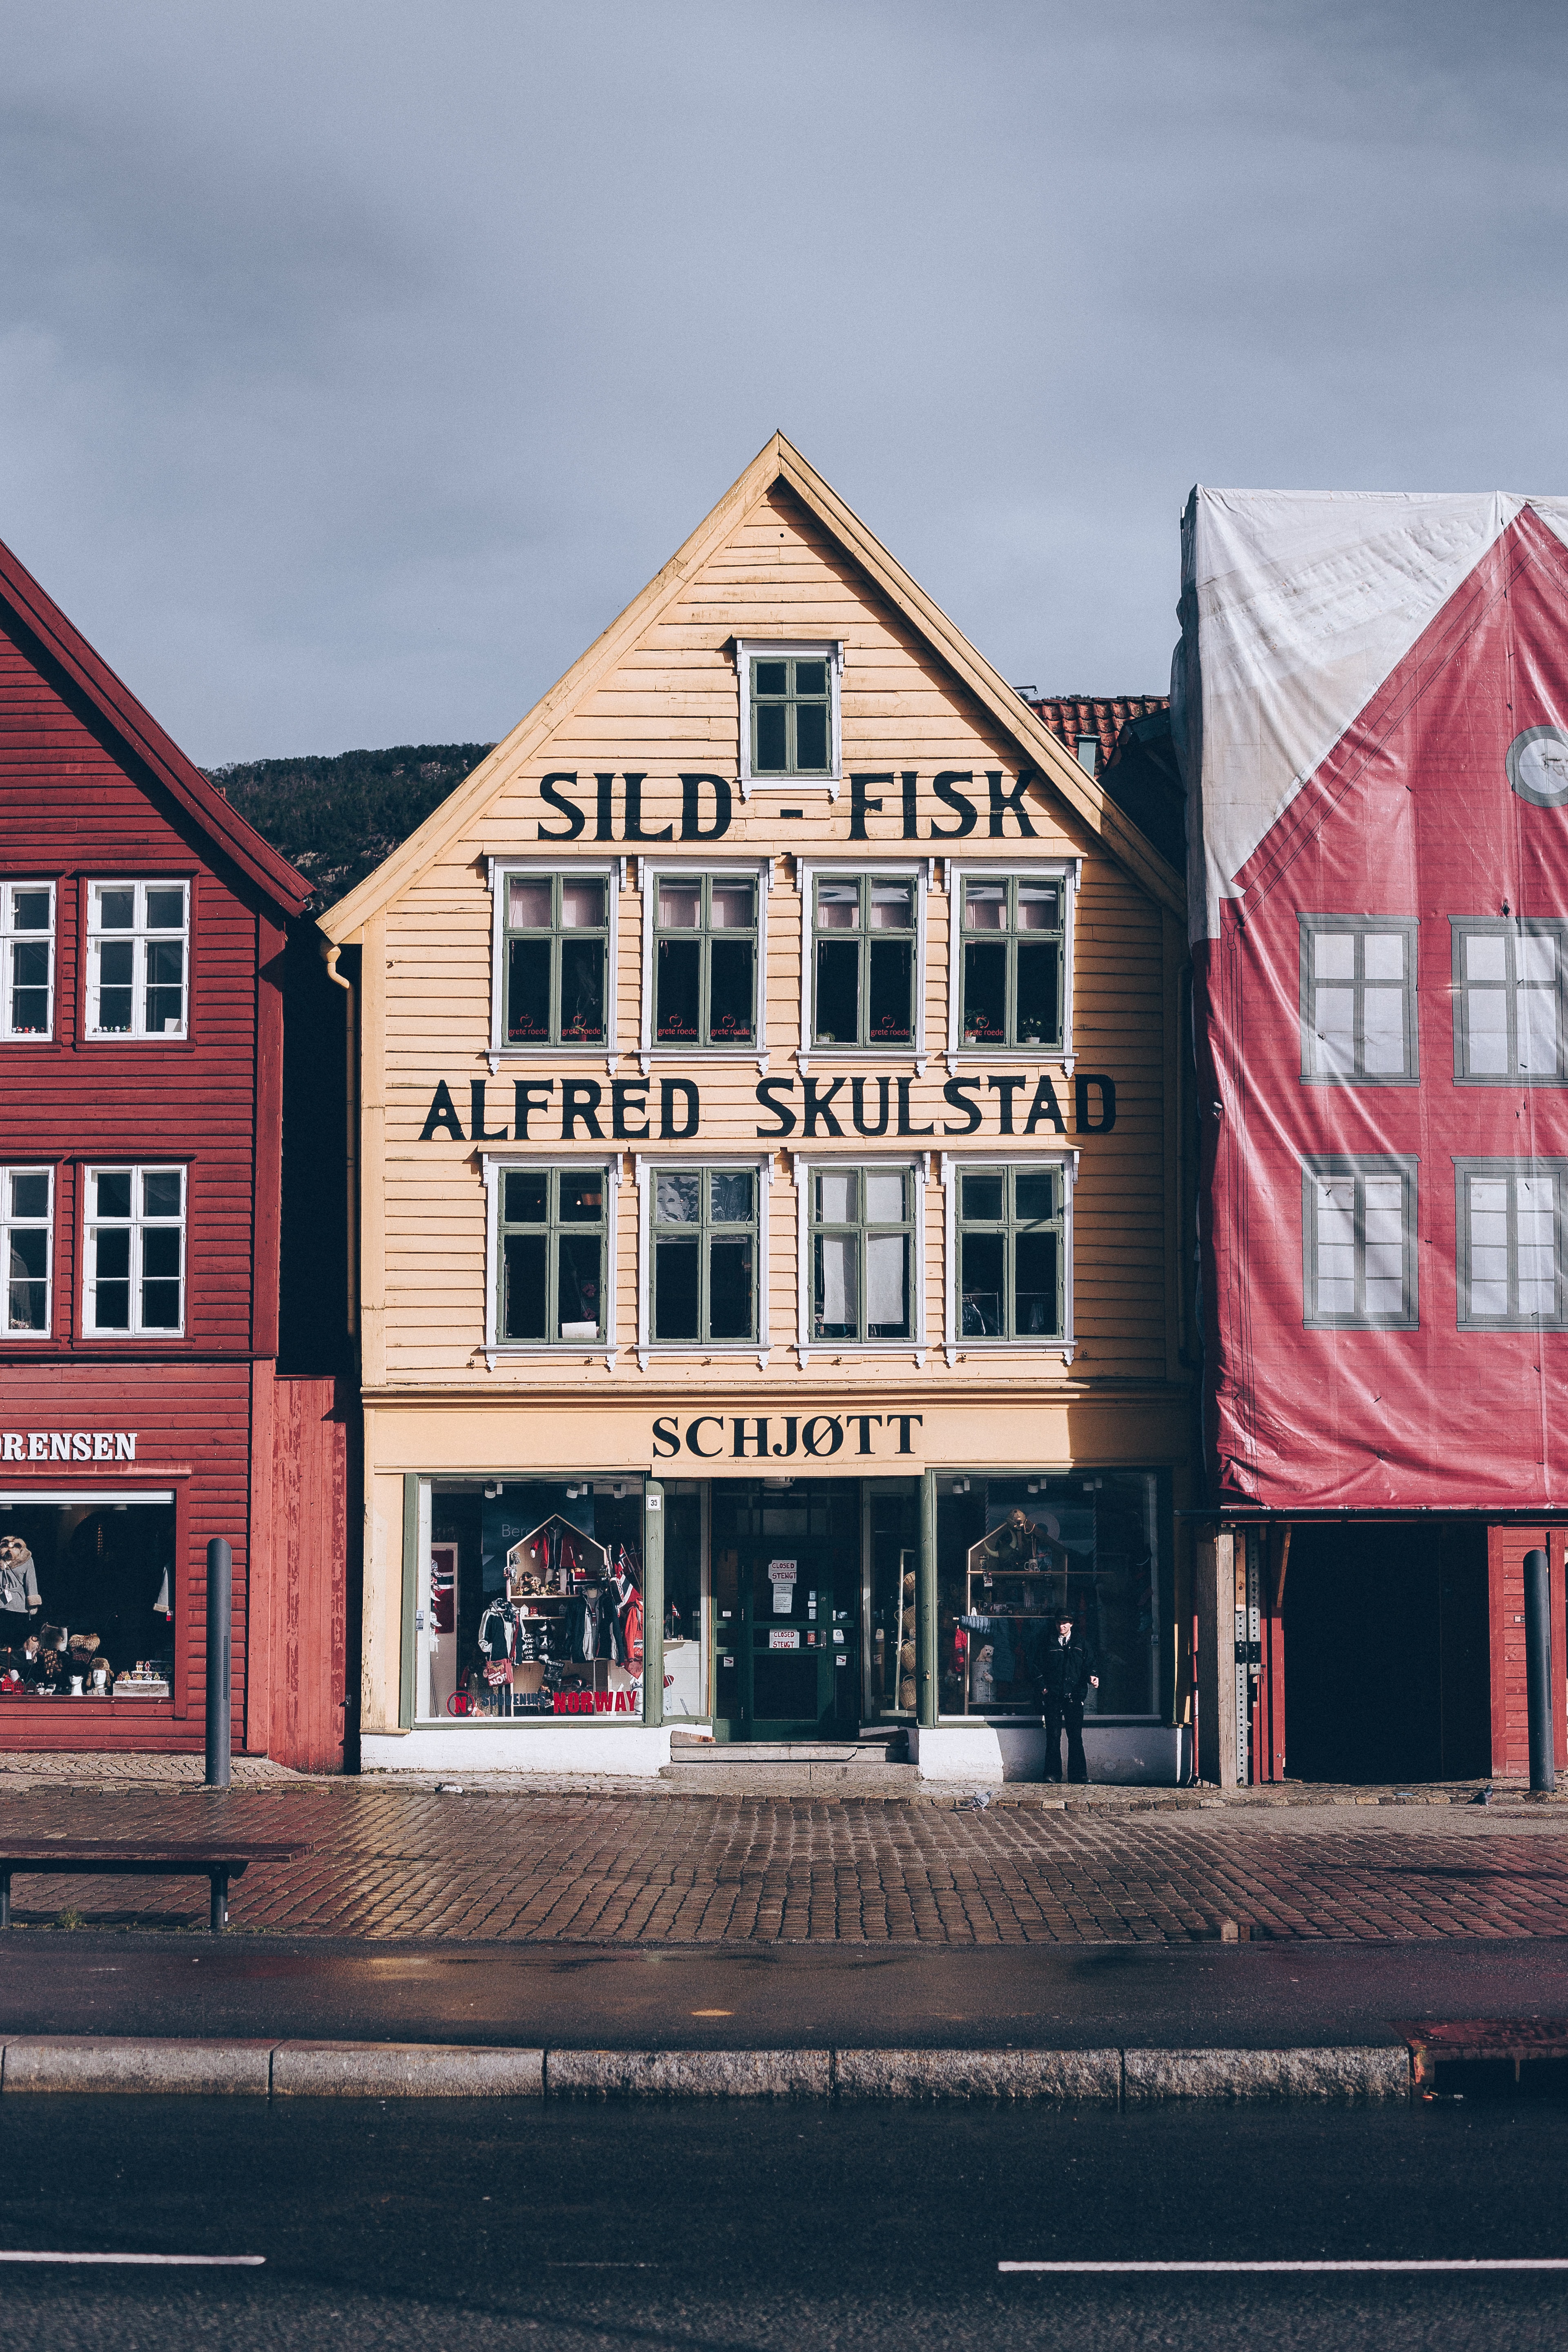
[1397, 2020, 1568, 2100]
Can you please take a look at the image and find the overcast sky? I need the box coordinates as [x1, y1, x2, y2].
[2, 0, 1565, 763]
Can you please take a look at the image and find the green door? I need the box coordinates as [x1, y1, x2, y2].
[711, 1481, 859, 1742]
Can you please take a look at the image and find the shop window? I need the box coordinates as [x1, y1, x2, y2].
[811, 875, 916, 1048]
[1, 1166, 52, 1337]
[955, 873, 1065, 1051]
[1456, 1158, 1568, 1330]
[1, 882, 54, 1039]
[654, 875, 756, 1047]
[742, 649, 837, 781]
[0, 1497, 176, 1701]
[503, 872, 608, 1047]
[956, 1165, 1065, 1342]
[422, 1479, 646, 1722]
[83, 1165, 185, 1337]
[811, 1166, 913, 1343]
[652, 1167, 757, 1344]
[1452, 918, 1568, 1085]
[497, 1166, 607, 1344]
[86, 881, 188, 1040]
[1298, 915, 1419, 1083]
[935, 1471, 1160, 1720]
[1302, 1154, 1417, 1330]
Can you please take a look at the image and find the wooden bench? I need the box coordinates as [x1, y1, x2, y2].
[0, 1841, 309, 1934]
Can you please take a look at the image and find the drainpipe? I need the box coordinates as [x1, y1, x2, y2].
[322, 943, 359, 1341]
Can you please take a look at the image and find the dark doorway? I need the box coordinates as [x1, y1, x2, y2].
[1283, 1521, 1489, 1782]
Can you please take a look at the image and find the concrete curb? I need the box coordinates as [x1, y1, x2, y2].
[0, 2035, 1414, 2102]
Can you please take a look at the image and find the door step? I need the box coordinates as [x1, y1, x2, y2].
[668, 1731, 909, 1764]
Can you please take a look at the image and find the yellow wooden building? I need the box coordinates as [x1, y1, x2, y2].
[323, 435, 1195, 1780]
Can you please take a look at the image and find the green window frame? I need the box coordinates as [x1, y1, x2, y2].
[812, 874, 917, 1048]
[1451, 918, 1568, 1086]
[651, 1167, 758, 1344]
[959, 875, 1065, 1050]
[654, 874, 757, 1047]
[749, 654, 833, 777]
[497, 1166, 608, 1345]
[1455, 1158, 1568, 1331]
[956, 1165, 1065, 1343]
[812, 1166, 913, 1343]
[503, 872, 608, 1048]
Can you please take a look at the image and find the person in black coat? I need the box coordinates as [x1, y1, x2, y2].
[1039, 1611, 1098, 1784]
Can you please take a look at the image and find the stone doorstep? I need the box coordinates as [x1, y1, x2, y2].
[0, 2035, 1412, 2103]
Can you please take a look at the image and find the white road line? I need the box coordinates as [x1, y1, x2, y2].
[0, 2253, 265, 2267]
[1000, 2260, 1568, 2275]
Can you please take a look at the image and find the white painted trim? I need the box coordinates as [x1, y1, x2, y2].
[735, 638, 843, 798]
[942, 857, 1079, 1074]
[486, 858, 620, 1076]
[796, 860, 927, 1074]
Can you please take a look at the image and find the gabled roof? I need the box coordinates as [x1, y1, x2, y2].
[0, 532, 313, 917]
[324, 433, 1184, 940]
[1029, 693, 1169, 775]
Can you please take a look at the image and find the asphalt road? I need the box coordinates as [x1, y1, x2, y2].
[1, 2096, 1567, 2349]
[4, 1928, 1568, 2049]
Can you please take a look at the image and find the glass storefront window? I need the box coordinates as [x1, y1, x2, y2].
[868, 1481, 919, 1718]
[662, 1480, 705, 1718]
[0, 1500, 176, 1700]
[936, 1472, 1159, 1719]
[423, 1479, 647, 1721]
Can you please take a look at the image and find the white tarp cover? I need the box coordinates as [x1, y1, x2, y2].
[1174, 489, 1568, 943]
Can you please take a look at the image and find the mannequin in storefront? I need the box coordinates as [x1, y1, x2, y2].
[1040, 1611, 1098, 1785]
[0, 1536, 41, 1637]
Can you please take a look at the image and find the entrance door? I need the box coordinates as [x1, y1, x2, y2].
[710, 1481, 859, 1741]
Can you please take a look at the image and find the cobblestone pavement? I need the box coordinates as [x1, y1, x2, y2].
[2, 1784, 1568, 1943]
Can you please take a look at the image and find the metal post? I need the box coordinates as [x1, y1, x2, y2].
[641, 1481, 664, 1729]
[917, 1471, 938, 1729]
[1523, 1546, 1555, 1794]
[205, 1537, 232, 1789]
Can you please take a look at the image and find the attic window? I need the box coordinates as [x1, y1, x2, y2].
[736, 640, 842, 796]
[1075, 736, 1099, 778]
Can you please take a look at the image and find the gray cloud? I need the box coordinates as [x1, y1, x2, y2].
[1, 0, 1565, 760]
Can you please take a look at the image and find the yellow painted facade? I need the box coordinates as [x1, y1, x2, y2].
[327, 438, 1195, 1778]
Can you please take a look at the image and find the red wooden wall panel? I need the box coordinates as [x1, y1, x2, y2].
[1487, 1528, 1568, 1780]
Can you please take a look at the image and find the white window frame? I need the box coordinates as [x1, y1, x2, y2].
[85, 880, 190, 1042]
[485, 858, 624, 1076]
[0, 1164, 53, 1339]
[791, 1154, 929, 1370]
[81, 1163, 187, 1339]
[942, 857, 1080, 1074]
[1, 882, 56, 1042]
[634, 1153, 773, 1370]
[938, 1150, 1078, 1366]
[480, 1153, 620, 1370]
[736, 639, 844, 798]
[797, 859, 929, 1075]
[637, 859, 773, 1075]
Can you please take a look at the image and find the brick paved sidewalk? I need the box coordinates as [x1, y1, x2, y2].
[1, 1784, 1567, 1944]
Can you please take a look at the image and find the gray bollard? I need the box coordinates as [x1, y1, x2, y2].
[1523, 1547, 1555, 1795]
[205, 1537, 232, 1789]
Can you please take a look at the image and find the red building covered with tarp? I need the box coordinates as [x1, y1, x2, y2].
[1177, 490, 1568, 1784]
[0, 532, 350, 1767]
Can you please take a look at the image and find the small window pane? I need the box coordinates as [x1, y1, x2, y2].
[1519, 989, 1557, 1073]
[816, 1234, 857, 1334]
[864, 1171, 905, 1223]
[13, 891, 50, 929]
[755, 705, 786, 770]
[866, 1233, 908, 1336]
[559, 938, 605, 1041]
[1313, 932, 1354, 978]
[145, 888, 185, 929]
[708, 939, 754, 1042]
[961, 1174, 1004, 1221]
[1466, 935, 1507, 981]
[1015, 1171, 1056, 1223]
[960, 1231, 1004, 1336]
[962, 942, 1006, 1042]
[817, 883, 859, 929]
[710, 884, 754, 930]
[557, 1234, 601, 1335]
[708, 1238, 753, 1339]
[869, 884, 910, 929]
[503, 1170, 548, 1223]
[142, 1172, 181, 1219]
[502, 1234, 547, 1339]
[794, 706, 829, 768]
[559, 880, 604, 929]
[964, 884, 1006, 931]
[1014, 942, 1058, 1047]
[1014, 1230, 1058, 1334]
[655, 938, 700, 1042]
[658, 884, 701, 928]
[558, 1176, 603, 1222]
[97, 890, 135, 930]
[818, 1171, 856, 1223]
[508, 880, 552, 928]
[866, 938, 913, 1043]
[654, 1238, 699, 1341]
[1521, 935, 1558, 985]
[794, 661, 828, 697]
[656, 1172, 700, 1224]
[709, 1171, 753, 1223]
[754, 661, 788, 697]
[1361, 986, 1405, 1072]
[1016, 884, 1060, 931]
[1363, 932, 1404, 980]
[10, 1172, 48, 1219]
[814, 940, 859, 1044]
[95, 1170, 132, 1220]
[506, 938, 551, 1043]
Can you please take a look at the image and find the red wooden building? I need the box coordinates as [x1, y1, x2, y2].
[0, 532, 349, 1767]
[1179, 490, 1568, 1785]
